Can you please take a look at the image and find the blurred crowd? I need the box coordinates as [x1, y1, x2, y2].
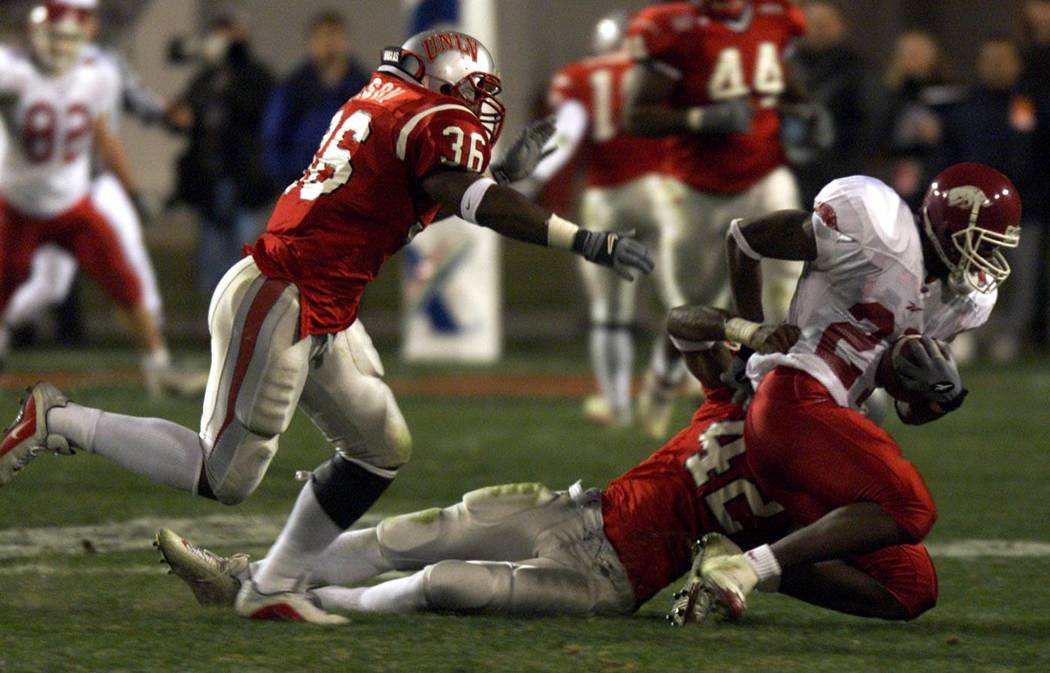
[790, 0, 1050, 360]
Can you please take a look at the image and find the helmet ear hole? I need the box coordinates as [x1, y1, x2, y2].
[440, 84, 453, 95]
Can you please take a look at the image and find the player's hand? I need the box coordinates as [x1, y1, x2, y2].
[895, 337, 965, 406]
[695, 98, 754, 135]
[781, 103, 835, 150]
[750, 323, 801, 355]
[573, 229, 655, 281]
[490, 116, 557, 184]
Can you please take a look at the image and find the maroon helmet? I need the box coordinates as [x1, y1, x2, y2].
[693, 0, 751, 20]
[921, 163, 1021, 294]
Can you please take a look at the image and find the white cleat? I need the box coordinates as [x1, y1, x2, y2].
[582, 395, 630, 428]
[667, 533, 756, 626]
[637, 371, 675, 440]
[154, 528, 250, 607]
[235, 580, 348, 625]
[0, 383, 73, 486]
[143, 362, 210, 398]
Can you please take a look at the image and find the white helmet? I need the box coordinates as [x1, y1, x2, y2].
[28, 1, 96, 74]
[591, 11, 629, 54]
[381, 29, 506, 142]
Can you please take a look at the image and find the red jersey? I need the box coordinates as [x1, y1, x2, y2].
[627, 1, 806, 194]
[602, 386, 791, 606]
[251, 71, 492, 336]
[548, 51, 665, 188]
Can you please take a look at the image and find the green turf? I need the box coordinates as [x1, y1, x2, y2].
[1, 348, 1049, 673]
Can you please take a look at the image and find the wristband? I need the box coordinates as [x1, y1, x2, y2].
[460, 177, 496, 224]
[728, 218, 763, 261]
[547, 213, 580, 249]
[725, 317, 761, 348]
[686, 107, 704, 132]
[669, 334, 717, 353]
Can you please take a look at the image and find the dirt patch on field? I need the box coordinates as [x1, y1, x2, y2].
[0, 370, 596, 398]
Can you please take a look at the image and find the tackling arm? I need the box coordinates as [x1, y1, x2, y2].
[421, 169, 654, 280]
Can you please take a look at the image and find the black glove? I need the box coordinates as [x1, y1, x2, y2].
[129, 191, 156, 227]
[572, 228, 655, 281]
[490, 116, 557, 184]
[896, 337, 965, 406]
[720, 346, 755, 406]
[695, 98, 754, 135]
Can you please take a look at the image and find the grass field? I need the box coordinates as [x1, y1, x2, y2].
[1, 346, 1049, 673]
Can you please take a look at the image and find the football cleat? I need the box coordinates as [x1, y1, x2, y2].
[142, 361, 209, 398]
[154, 528, 250, 607]
[636, 371, 675, 440]
[0, 383, 73, 486]
[235, 579, 348, 625]
[582, 395, 630, 428]
[667, 533, 756, 626]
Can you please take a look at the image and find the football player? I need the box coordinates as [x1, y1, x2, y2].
[524, 12, 669, 427]
[0, 0, 189, 391]
[0, 1, 202, 394]
[0, 29, 654, 624]
[155, 305, 936, 623]
[625, 0, 829, 438]
[672, 163, 1019, 622]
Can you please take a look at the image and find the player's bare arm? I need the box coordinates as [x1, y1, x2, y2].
[93, 115, 150, 222]
[623, 63, 752, 137]
[421, 168, 654, 281]
[726, 209, 815, 323]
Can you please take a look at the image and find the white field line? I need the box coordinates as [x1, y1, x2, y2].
[1, 516, 1049, 577]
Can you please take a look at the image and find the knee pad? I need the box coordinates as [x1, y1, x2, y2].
[238, 350, 309, 438]
[422, 560, 594, 616]
[376, 507, 447, 558]
[310, 455, 394, 529]
[204, 430, 278, 505]
[461, 483, 554, 525]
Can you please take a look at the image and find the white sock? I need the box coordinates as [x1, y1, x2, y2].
[253, 483, 342, 593]
[141, 347, 171, 372]
[744, 544, 782, 583]
[649, 338, 687, 389]
[589, 327, 614, 408]
[312, 572, 428, 614]
[47, 404, 202, 492]
[608, 329, 633, 420]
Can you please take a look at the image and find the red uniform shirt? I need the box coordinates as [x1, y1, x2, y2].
[548, 52, 665, 188]
[602, 386, 791, 605]
[251, 71, 492, 336]
[627, 0, 806, 194]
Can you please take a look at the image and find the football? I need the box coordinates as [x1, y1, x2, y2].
[876, 334, 928, 404]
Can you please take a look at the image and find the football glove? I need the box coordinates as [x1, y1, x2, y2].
[572, 228, 655, 281]
[694, 98, 754, 135]
[895, 337, 965, 407]
[490, 116, 557, 184]
[781, 103, 835, 165]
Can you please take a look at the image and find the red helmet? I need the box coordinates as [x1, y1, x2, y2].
[921, 163, 1021, 294]
[694, 0, 751, 20]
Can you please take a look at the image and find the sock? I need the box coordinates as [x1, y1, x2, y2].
[744, 544, 782, 584]
[141, 347, 171, 372]
[312, 572, 428, 614]
[589, 326, 614, 409]
[47, 404, 202, 492]
[649, 338, 687, 390]
[252, 483, 344, 593]
[608, 328, 633, 420]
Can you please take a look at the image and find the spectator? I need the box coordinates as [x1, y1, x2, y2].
[262, 10, 369, 189]
[791, 0, 872, 203]
[941, 36, 1040, 360]
[169, 11, 275, 293]
[878, 31, 962, 208]
[1022, 0, 1050, 347]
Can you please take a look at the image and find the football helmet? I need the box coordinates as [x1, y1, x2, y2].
[694, 0, 751, 20]
[591, 11, 629, 54]
[28, 1, 96, 74]
[922, 162, 1021, 294]
[382, 30, 505, 143]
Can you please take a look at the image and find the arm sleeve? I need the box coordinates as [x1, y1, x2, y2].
[531, 99, 588, 183]
[626, 10, 682, 80]
[404, 107, 493, 178]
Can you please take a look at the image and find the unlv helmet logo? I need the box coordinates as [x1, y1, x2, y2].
[422, 32, 479, 62]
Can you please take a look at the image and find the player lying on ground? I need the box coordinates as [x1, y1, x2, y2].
[156, 305, 936, 622]
[0, 0, 197, 394]
[673, 163, 1021, 623]
[0, 28, 653, 625]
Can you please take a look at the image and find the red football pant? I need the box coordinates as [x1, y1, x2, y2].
[0, 197, 143, 315]
[745, 367, 937, 542]
[850, 543, 938, 620]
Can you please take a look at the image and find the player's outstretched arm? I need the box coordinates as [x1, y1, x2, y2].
[422, 169, 654, 281]
[623, 65, 753, 137]
[726, 209, 816, 323]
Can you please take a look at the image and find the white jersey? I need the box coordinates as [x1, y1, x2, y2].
[749, 176, 996, 409]
[0, 45, 119, 218]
